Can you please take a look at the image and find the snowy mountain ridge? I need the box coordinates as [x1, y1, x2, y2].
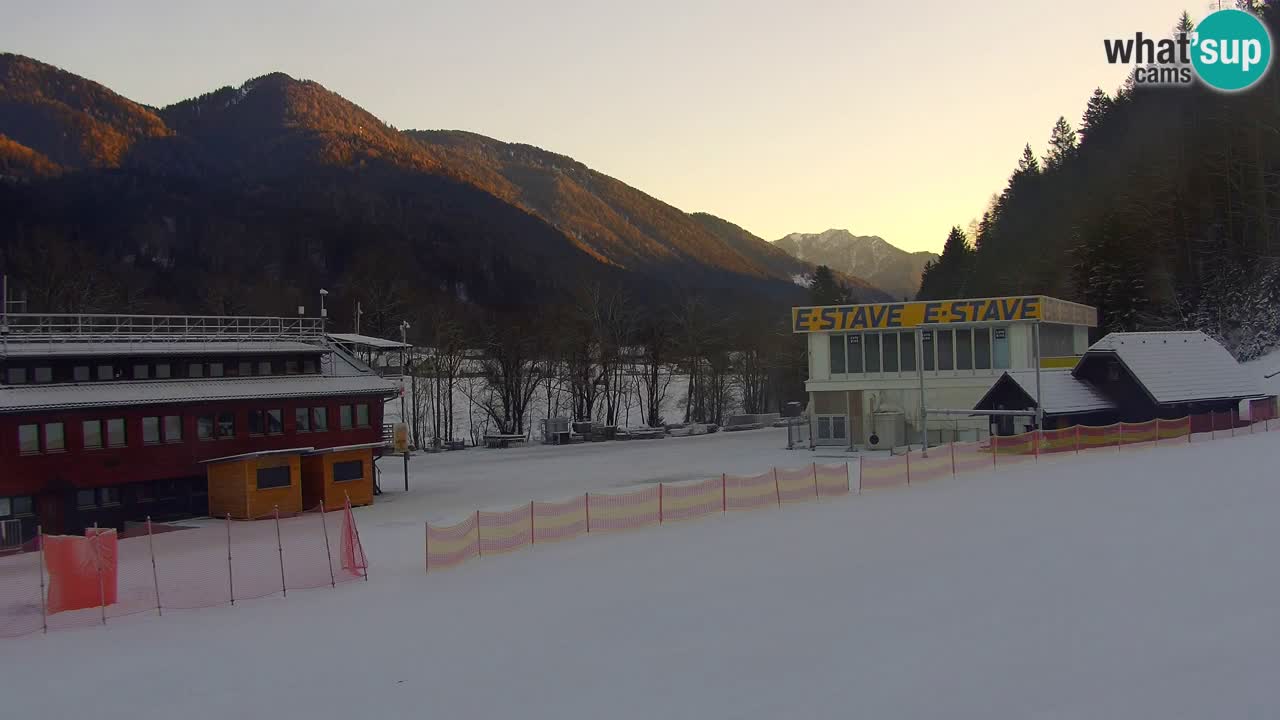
[773, 229, 938, 301]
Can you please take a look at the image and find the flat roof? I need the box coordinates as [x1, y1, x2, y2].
[303, 442, 387, 455]
[202, 447, 315, 465]
[0, 340, 324, 359]
[0, 374, 398, 413]
[327, 333, 410, 349]
[791, 295, 1097, 333]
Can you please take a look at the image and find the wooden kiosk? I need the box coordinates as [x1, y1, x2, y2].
[203, 448, 311, 519]
[301, 443, 378, 511]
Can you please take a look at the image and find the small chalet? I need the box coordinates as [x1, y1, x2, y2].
[975, 331, 1272, 434]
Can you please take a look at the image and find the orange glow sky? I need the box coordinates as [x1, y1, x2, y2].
[5, 0, 1199, 252]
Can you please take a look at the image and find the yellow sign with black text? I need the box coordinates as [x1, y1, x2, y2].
[791, 295, 1097, 333]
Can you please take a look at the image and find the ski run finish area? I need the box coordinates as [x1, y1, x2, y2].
[4, 429, 1278, 719]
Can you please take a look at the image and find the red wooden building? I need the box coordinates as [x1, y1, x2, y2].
[0, 313, 400, 539]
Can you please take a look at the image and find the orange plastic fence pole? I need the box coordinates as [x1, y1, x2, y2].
[1155, 418, 1160, 448]
[274, 506, 286, 598]
[1033, 431, 1039, 462]
[530, 500, 535, 545]
[773, 468, 780, 506]
[476, 510, 482, 557]
[147, 516, 162, 615]
[721, 473, 727, 513]
[845, 462, 852, 493]
[950, 440, 956, 477]
[659, 483, 664, 524]
[905, 450, 911, 486]
[858, 455, 864, 494]
[585, 493, 591, 533]
[424, 522, 429, 573]
[813, 462, 819, 499]
[37, 525, 47, 633]
[225, 513, 235, 606]
[318, 504, 335, 587]
[993, 435, 998, 468]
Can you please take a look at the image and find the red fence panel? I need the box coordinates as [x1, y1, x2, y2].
[478, 505, 534, 555]
[725, 471, 777, 511]
[425, 515, 479, 572]
[860, 454, 907, 490]
[905, 448, 951, 483]
[588, 487, 661, 532]
[661, 478, 723, 522]
[533, 496, 589, 542]
[776, 466, 817, 504]
[816, 463, 851, 497]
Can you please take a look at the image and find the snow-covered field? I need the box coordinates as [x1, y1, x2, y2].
[5, 430, 1279, 718]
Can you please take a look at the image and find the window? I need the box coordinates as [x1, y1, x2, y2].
[198, 415, 215, 441]
[993, 328, 1010, 369]
[256, 465, 292, 490]
[258, 361, 272, 376]
[817, 416, 831, 440]
[209, 362, 224, 378]
[83, 420, 103, 449]
[295, 407, 311, 432]
[267, 409, 284, 434]
[340, 405, 354, 430]
[883, 332, 899, 373]
[164, 416, 182, 442]
[333, 459, 364, 483]
[188, 363, 204, 378]
[131, 483, 155, 503]
[922, 331, 935, 371]
[76, 489, 97, 508]
[7, 367, 27, 384]
[73, 366, 90, 382]
[831, 416, 846, 440]
[12, 496, 32, 515]
[975, 328, 992, 370]
[303, 358, 318, 374]
[847, 335, 863, 374]
[34, 367, 52, 384]
[239, 361, 253, 376]
[217, 413, 235, 438]
[44, 422, 64, 452]
[18, 424, 38, 454]
[133, 364, 150, 380]
[97, 364, 114, 381]
[937, 329, 954, 371]
[286, 360, 300, 375]
[157, 480, 179, 500]
[107, 418, 127, 447]
[356, 404, 369, 428]
[899, 332, 916, 372]
[143, 416, 161, 445]
[313, 407, 329, 432]
[155, 363, 171, 379]
[249, 410, 265, 435]
[956, 329, 973, 371]
[0, 498, 8, 516]
[864, 333, 881, 374]
[829, 335, 846, 374]
[98, 487, 120, 506]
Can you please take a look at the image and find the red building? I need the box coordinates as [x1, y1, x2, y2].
[0, 313, 400, 539]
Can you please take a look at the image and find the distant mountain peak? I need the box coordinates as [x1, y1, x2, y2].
[773, 230, 937, 300]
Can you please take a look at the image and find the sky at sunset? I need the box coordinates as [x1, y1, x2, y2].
[4, 0, 1199, 252]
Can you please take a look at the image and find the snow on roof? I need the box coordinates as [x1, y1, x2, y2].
[0, 340, 324, 359]
[1080, 331, 1264, 404]
[976, 370, 1117, 416]
[0, 375, 398, 414]
[201, 447, 316, 465]
[327, 333, 410, 349]
[302, 442, 387, 455]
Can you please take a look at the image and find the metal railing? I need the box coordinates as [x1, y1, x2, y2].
[0, 313, 325, 343]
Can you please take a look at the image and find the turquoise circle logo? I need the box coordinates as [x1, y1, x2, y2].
[1192, 9, 1272, 92]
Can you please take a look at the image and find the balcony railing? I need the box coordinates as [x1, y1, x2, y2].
[0, 313, 326, 343]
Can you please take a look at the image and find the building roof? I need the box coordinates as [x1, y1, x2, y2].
[202, 447, 316, 465]
[0, 340, 324, 359]
[975, 370, 1117, 416]
[303, 442, 387, 455]
[1077, 331, 1264, 404]
[0, 374, 398, 414]
[327, 333, 410, 350]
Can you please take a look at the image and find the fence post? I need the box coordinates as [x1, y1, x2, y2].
[905, 449, 911, 485]
[37, 525, 47, 634]
[91, 523, 106, 625]
[721, 474, 727, 512]
[773, 468, 780, 506]
[1074, 425, 1080, 454]
[147, 517, 162, 616]
[585, 493, 590, 533]
[274, 506, 287, 598]
[993, 435, 998, 469]
[659, 483, 664, 524]
[950, 440, 956, 477]
[1155, 419, 1160, 448]
[530, 500, 536, 545]
[858, 455, 864, 494]
[1118, 423, 1123, 451]
[225, 513, 234, 605]
[424, 522, 429, 574]
[1230, 407, 1235, 437]
[813, 462, 819, 500]
[476, 510, 482, 557]
[318, 503, 335, 587]
[1188, 416, 1193, 444]
[845, 462, 852, 493]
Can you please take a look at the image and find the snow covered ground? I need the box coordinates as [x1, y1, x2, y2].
[5, 430, 1280, 718]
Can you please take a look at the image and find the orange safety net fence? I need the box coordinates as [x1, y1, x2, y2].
[816, 463, 852, 497]
[533, 496, 589, 543]
[905, 447, 951, 483]
[726, 471, 778, 511]
[425, 514, 479, 572]
[661, 478, 723, 522]
[588, 487, 661, 532]
[776, 465, 819, 504]
[860, 454, 907, 490]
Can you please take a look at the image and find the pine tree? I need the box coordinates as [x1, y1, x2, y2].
[1016, 144, 1040, 175]
[809, 265, 852, 306]
[1175, 11, 1194, 35]
[917, 226, 974, 299]
[1045, 116, 1078, 170]
[1079, 88, 1113, 143]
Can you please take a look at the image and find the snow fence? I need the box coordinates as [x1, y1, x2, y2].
[423, 410, 1279, 575]
[0, 501, 366, 640]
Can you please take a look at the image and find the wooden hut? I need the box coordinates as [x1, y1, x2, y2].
[203, 448, 310, 519]
[301, 444, 378, 511]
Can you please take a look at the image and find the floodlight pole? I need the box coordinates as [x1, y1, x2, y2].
[1033, 322, 1044, 433]
[916, 326, 927, 457]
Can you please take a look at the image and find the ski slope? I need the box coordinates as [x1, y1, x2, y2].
[4, 431, 1279, 719]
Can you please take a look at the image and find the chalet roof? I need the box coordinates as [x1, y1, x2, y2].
[0, 374, 397, 414]
[1077, 331, 1263, 404]
[975, 370, 1117, 416]
[201, 447, 315, 465]
[0, 340, 323, 359]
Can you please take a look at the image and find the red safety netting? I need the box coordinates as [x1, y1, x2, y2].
[586, 487, 661, 532]
[816, 463, 852, 497]
[859, 454, 908, 490]
[1077, 423, 1120, 452]
[905, 448, 951, 483]
[281, 510, 340, 591]
[992, 432, 1037, 466]
[478, 505, 533, 555]
[1037, 428, 1077, 455]
[230, 514, 288, 601]
[952, 441, 995, 475]
[1119, 420, 1158, 448]
[661, 478, 723, 522]
[725, 471, 778, 511]
[1156, 417, 1192, 443]
[104, 531, 163, 621]
[533, 496, 589, 542]
[425, 514, 480, 572]
[776, 465, 819, 504]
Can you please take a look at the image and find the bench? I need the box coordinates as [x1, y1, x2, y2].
[484, 434, 528, 449]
